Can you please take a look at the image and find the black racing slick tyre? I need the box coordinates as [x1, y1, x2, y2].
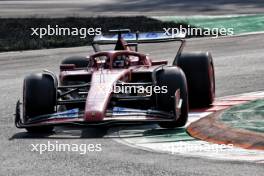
[61, 56, 89, 68]
[176, 52, 215, 107]
[23, 73, 57, 133]
[156, 67, 189, 128]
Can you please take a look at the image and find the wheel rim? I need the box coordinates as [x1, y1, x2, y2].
[208, 62, 215, 103]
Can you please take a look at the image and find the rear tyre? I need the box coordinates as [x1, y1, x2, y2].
[176, 52, 215, 107]
[157, 67, 189, 128]
[23, 73, 56, 133]
[61, 56, 89, 68]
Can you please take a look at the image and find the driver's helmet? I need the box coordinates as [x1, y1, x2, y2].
[112, 55, 129, 68]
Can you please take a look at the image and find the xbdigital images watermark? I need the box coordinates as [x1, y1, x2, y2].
[31, 25, 102, 38]
[30, 141, 102, 154]
[95, 83, 168, 96]
[168, 142, 234, 154]
[164, 25, 234, 38]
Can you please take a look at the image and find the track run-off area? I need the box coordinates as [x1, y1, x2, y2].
[110, 91, 264, 163]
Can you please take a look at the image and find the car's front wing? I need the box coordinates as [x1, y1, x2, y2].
[15, 102, 177, 128]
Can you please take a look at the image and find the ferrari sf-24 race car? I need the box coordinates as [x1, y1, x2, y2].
[15, 29, 215, 133]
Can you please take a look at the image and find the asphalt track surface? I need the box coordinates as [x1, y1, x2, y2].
[1, 34, 264, 175]
[0, 0, 264, 17]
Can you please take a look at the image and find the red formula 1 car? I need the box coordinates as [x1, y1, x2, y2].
[15, 29, 215, 133]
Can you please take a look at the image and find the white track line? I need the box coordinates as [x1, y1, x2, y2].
[109, 91, 264, 162]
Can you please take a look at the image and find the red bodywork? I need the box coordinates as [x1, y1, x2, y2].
[59, 50, 168, 123]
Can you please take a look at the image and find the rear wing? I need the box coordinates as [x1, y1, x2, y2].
[93, 31, 186, 44]
[92, 29, 186, 65]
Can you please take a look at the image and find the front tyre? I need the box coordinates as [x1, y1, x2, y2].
[23, 73, 57, 133]
[156, 67, 189, 128]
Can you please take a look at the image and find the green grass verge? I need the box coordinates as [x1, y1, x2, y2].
[154, 14, 264, 35]
[221, 99, 264, 133]
[0, 16, 200, 52]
